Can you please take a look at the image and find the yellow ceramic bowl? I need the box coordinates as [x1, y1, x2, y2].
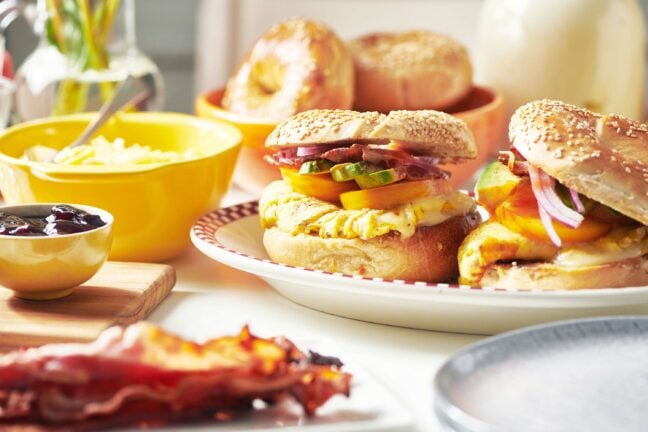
[196, 88, 279, 196]
[0, 113, 241, 262]
[0, 203, 113, 300]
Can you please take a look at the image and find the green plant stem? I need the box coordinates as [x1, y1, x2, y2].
[50, 0, 123, 115]
[46, 0, 68, 53]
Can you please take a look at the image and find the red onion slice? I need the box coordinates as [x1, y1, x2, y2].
[295, 144, 340, 157]
[569, 188, 586, 213]
[537, 203, 563, 247]
[528, 166, 584, 228]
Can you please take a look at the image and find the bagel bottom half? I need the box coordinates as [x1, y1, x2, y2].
[480, 255, 648, 290]
[263, 212, 480, 282]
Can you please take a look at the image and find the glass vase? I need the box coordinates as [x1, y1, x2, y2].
[12, 0, 164, 122]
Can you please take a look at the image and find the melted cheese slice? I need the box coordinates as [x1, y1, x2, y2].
[555, 226, 648, 268]
[259, 181, 475, 240]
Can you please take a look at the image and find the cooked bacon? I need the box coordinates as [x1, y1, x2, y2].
[362, 146, 413, 165]
[498, 150, 529, 176]
[0, 324, 351, 430]
[320, 144, 364, 163]
[266, 147, 321, 168]
[268, 143, 448, 181]
[362, 147, 448, 179]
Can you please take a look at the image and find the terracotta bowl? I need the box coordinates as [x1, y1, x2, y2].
[444, 85, 506, 187]
[196, 85, 505, 194]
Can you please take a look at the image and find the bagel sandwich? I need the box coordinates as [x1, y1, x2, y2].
[459, 100, 648, 290]
[259, 109, 481, 282]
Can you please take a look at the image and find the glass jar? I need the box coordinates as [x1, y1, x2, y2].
[11, 0, 164, 122]
[476, 0, 645, 120]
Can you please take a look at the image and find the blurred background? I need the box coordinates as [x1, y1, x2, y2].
[7, 0, 645, 115]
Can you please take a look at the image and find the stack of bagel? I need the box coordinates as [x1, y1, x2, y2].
[222, 18, 473, 120]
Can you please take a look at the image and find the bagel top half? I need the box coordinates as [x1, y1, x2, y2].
[266, 109, 477, 164]
[509, 99, 648, 226]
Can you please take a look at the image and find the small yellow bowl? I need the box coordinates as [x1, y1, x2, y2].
[196, 88, 279, 196]
[0, 203, 113, 300]
[0, 113, 242, 262]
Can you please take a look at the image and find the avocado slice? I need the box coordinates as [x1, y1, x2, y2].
[475, 161, 522, 211]
[330, 161, 378, 182]
[355, 168, 405, 189]
[299, 159, 334, 175]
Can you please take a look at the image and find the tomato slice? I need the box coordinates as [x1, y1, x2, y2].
[280, 167, 358, 203]
[340, 179, 453, 210]
[494, 181, 611, 244]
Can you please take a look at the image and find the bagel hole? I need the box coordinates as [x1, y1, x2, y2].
[253, 59, 286, 95]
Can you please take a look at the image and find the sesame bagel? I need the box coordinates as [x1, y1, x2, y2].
[509, 100, 648, 225]
[266, 109, 477, 164]
[222, 18, 354, 120]
[349, 31, 473, 112]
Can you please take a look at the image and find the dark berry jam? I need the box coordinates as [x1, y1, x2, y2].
[0, 205, 106, 237]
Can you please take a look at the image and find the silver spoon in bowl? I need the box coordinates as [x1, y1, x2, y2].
[26, 75, 151, 163]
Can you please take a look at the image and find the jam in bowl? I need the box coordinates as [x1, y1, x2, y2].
[0, 204, 107, 236]
[0, 203, 113, 300]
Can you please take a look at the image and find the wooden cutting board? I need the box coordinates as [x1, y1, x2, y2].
[0, 261, 175, 352]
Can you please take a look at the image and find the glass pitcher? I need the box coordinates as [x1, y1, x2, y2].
[2, 0, 164, 122]
[476, 0, 645, 121]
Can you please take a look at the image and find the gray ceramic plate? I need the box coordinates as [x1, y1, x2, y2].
[434, 316, 648, 432]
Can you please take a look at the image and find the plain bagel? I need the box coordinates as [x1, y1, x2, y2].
[222, 18, 354, 120]
[349, 31, 473, 112]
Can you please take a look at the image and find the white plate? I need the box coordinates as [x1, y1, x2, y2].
[124, 339, 412, 432]
[191, 202, 648, 335]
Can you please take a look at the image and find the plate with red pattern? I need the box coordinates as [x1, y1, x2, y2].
[191, 201, 648, 335]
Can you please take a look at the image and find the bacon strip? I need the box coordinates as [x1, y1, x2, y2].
[498, 150, 529, 176]
[269, 144, 448, 180]
[0, 324, 351, 430]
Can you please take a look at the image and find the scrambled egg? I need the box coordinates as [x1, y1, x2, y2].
[259, 181, 476, 240]
[458, 222, 557, 284]
[459, 221, 648, 285]
[52, 136, 200, 165]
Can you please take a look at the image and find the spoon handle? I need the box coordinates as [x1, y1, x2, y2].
[66, 75, 150, 150]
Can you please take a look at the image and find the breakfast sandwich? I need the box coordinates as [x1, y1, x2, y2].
[260, 109, 481, 282]
[459, 99, 648, 289]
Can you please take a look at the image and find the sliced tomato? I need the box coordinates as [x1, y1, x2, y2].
[494, 181, 611, 244]
[340, 178, 453, 210]
[280, 167, 357, 203]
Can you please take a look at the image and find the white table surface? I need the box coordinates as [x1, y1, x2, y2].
[148, 187, 486, 432]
